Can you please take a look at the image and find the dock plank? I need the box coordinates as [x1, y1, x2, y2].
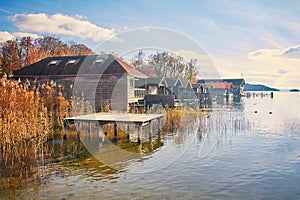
[64, 113, 163, 124]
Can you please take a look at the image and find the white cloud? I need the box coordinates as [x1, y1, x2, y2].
[207, 45, 300, 89]
[10, 13, 118, 41]
[0, 31, 40, 42]
[0, 8, 11, 14]
[244, 44, 300, 88]
[0, 31, 14, 42]
[248, 48, 281, 58]
[248, 44, 300, 59]
[74, 14, 88, 20]
[13, 32, 40, 39]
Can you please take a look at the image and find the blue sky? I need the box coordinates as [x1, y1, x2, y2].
[1, 0, 300, 88]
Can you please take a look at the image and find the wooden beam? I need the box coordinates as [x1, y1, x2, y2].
[114, 123, 118, 136]
[137, 125, 142, 144]
[149, 120, 153, 137]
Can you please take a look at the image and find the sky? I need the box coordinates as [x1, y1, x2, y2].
[0, 0, 300, 89]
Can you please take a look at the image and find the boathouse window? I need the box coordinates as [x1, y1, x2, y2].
[129, 78, 134, 88]
[48, 60, 61, 66]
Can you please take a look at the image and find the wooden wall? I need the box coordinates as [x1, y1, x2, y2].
[18, 75, 130, 112]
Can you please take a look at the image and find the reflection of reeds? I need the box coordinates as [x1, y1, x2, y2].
[197, 109, 253, 143]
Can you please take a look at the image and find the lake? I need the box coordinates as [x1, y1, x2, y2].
[1, 92, 300, 199]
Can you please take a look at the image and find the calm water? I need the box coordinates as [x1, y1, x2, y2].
[1, 92, 300, 199]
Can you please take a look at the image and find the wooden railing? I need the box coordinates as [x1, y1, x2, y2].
[134, 88, 145, 98]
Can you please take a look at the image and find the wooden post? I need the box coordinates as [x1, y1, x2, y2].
[76, 122, 81, 137]
[88, 123, 92, 134]
[127, 124, 130, 139]
[99, 123, 103, 139]
[137, 124, 142, 144]
[149, 120, 153, 137]
[63, 120, 67, 140]
[114, 123, 118, 137]
[158, 118, 162, 134]
[127, 124, 130, 132]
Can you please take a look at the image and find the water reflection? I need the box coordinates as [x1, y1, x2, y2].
[0, 132, 120, 199]
[245, 92, 300, 139]
[2, 92, 300, 199]
[76, 113, 200, 173]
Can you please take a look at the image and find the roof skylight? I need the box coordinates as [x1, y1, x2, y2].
[67, 59, 79, 65]
[48, 60, 61, 65]
[95, 58, 103, 63]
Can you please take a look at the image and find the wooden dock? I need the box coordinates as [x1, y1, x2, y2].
[63, 113, 164, 142]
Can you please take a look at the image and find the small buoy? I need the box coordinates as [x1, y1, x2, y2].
[254, 111, 258, 113]
[269, 111, 272, 114]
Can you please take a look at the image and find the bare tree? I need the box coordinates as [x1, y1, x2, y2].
[69, 43, 94, 55]
[0, 39, 23, 76]
[148, 52, 186, 78]
[185, 58, 198, 84]
[35, 36, 65, 57]
[0, 35, 95, 76]
[132, 50, 145, 67]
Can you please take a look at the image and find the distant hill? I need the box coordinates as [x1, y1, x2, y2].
[244, 83, 280, 91]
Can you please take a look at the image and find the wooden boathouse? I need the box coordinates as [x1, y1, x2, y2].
[13, 54, 148, 112]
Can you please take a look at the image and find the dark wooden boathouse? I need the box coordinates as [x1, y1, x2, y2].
[13, 54, 148, 111]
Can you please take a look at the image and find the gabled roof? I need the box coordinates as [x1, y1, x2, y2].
[13, 54, 148, 78]
[113, 56, 148, 78]
[192, 83, 207, 89]
[14, 55, 89, 76]
[197, 79, 245, 86]
[165, 78, 181, 87]
[223, 79, 245, 86]
[212, 82, 232, 89]
[192, 83, 200, 88]
[180, 79, 193, 89]
[146, 77, 167, 86]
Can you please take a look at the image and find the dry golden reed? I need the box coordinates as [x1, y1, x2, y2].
[0, 76, 51, 176]
[0, 76, 83, 179]
[163, 106, 182, 132]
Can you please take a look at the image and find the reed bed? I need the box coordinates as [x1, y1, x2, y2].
[0, 76, 92, 181]
[0, 76, 52, 179]
[163, 106, 198, 133]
